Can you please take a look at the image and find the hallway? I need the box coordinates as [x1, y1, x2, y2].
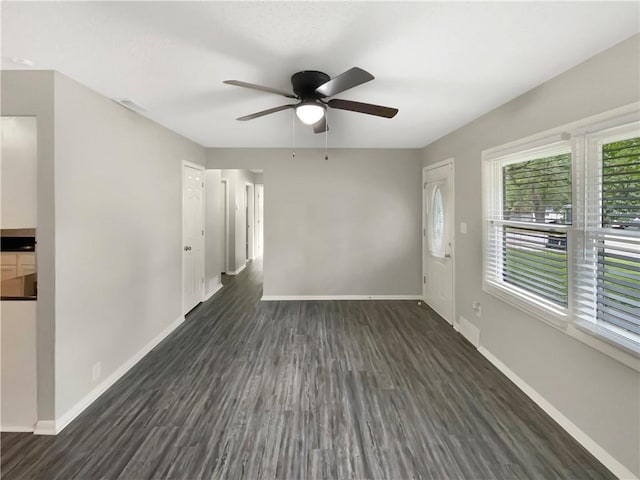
[1, 259, 613, 479]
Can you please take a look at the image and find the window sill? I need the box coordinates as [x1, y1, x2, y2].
[483, 280, 569, 330]
[569, 321, 640, 372]
[483, 281, 640, 372]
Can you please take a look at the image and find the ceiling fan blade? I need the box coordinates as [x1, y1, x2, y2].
[315, 67, 374, 97]
[327, 99, 398, 118]
[224, 80, 297, 99]
[313, 117, 328, 134]
[237, 104, 296, 121]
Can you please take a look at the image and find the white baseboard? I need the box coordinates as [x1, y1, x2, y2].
[204, 283, 223, 302]
[1, 425, 34, 433]
[33, 420, 56, 435]
[478, 346, 637, 480]
[226, 263, 246, 275]
[45, 315, 185, 436]
[261, 295, 423, 301]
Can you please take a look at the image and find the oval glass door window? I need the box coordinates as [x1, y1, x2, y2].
[429, 185, 445, 257]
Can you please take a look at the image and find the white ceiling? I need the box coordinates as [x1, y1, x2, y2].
[2, 2, 638, 149]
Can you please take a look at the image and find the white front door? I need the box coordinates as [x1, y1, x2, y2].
[423, 160, 454, 324]
[183, 164, 204, 314]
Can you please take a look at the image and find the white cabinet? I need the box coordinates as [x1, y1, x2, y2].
[1, 265, 17, 281]
[17, 254, 35, 277]
[0, 253, 35, 297]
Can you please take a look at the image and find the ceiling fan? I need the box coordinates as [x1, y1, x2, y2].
[223, 67, 398, 133]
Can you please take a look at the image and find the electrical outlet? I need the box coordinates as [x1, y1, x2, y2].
[92, 362, 101, 382]
[472, 300, 482, 318]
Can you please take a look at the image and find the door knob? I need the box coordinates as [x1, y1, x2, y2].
[444, 253, 451, 258]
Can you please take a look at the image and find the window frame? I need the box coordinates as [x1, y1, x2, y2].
[573, 121, 640, 355]
[483, 136, 573, 327]
[482, 103, 640, 369]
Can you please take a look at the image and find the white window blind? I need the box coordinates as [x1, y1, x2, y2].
[484, 140, 572, 318]
[575, 123, 640, 343]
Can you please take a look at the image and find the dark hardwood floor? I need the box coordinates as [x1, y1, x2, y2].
[2, 258, 613, 479]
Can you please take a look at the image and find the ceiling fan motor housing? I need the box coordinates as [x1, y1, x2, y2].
[291, 71, 330, 100]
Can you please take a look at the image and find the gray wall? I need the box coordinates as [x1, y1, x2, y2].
[209, 149, 423, 297]
[421, 34, 640, 476]
[1, 70, 56, 421]
[53, 73, 206, 418]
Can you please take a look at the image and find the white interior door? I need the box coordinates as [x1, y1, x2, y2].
[245, 185, 250, 260]
[245, 184, 255, 260]
[256, 184, 264, 257]
[183, 164, 204, 314]
[423, 160, 455, 324]
[221, 179, 228, 272]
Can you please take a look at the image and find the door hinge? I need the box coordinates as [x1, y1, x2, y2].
[202, 229, 204, 235]
[202, 277, 204, 284]
[423, 276, 426, 284]
[423, 228, 425, 237]
[202, 182, 204, 188]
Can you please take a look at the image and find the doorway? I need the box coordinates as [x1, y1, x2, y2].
[182, 162, 204, 314]
[245, 183, 255, 261]
[255, 184, 264, 257]
[423, 159, 455, 324]
[221, 178, 229, 273]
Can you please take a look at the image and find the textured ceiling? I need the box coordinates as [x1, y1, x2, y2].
[2, 2, 639, 148]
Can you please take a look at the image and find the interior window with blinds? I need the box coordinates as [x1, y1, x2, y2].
[484, 140, 572, 317]
[576, 126, 640, 343]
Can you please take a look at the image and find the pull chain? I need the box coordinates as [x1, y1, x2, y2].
[324, 110, 329, 161]
[292, 110, 296, 158]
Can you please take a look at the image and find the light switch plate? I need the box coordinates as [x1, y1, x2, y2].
[460, 222, 467, 234]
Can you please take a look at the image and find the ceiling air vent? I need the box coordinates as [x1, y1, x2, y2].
[113, 98, 147, 113]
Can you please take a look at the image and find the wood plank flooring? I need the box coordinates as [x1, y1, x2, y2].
[1, 258, 614, 479]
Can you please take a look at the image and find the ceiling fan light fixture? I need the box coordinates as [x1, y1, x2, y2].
[295, 103, 325, 125]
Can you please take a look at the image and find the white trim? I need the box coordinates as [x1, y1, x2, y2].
[478, 346, 638, 480]
[261, 295, 423, 301]
[204, 282, 223, 302]
[483, 133, 570, 162]
[569, 321, 640, 372]
[226, 263, 246, 276]
[33, 420, 56, 435]
[483, 281, 569, 329]
[1, 425, 35, 433]
[457, 315, 480, 348]
[47, 315, 185, 435]
[181, 160, 205, 171]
